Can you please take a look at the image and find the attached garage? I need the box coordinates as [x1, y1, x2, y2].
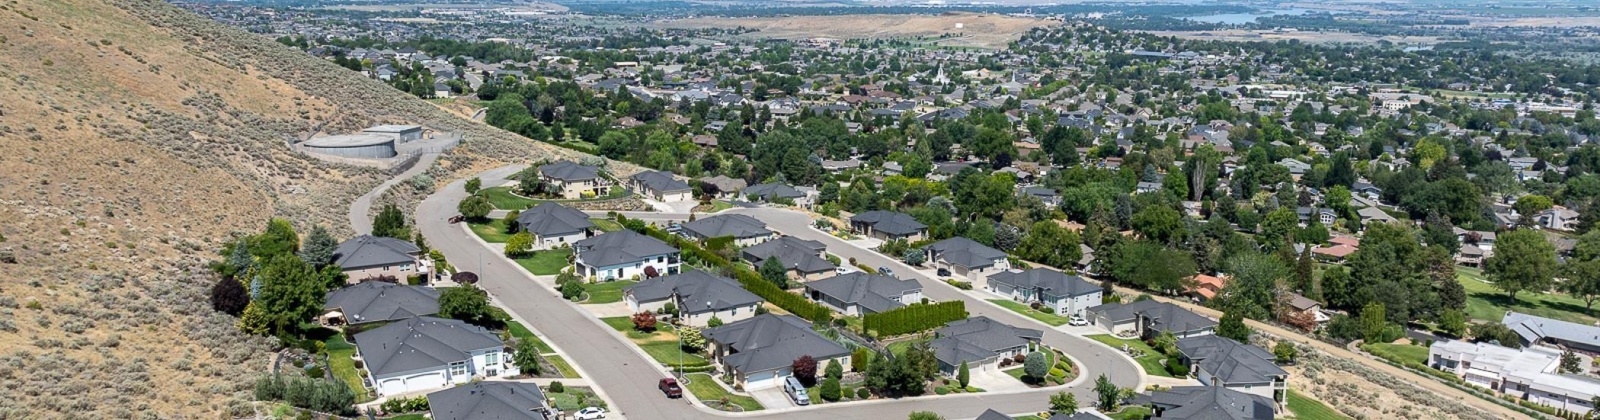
[377, 370, 447, 395]
[744, 369, 781, 391]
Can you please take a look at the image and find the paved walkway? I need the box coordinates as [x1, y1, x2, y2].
[348, 152, 439, 235]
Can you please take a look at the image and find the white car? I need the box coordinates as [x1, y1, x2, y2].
[1068, 315, 1090, 327]
[575, 407, 607, 419]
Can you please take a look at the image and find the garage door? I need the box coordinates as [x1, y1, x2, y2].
[404, 372, 447, 392]
[378, 378, 407, 396]
[745, 371, 779, 390]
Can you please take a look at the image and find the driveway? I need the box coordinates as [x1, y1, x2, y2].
[585, 302, 635, 318]
[749, 386, 796, 409]
[969, 368, 1029, 392]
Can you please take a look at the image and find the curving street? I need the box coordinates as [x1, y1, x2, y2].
[415, 165, 1145, 420]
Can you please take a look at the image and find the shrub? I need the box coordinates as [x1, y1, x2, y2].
[856, 387, 871, 399]
[210, 276, 249, 316]
[863, 301, 966, 337]
[1166, 360, 1190, 377]
[549, 381, 564, 393]
[631, 312, 657, 332]
[851, 347, 871, 372]
[1024, 352, 1049, 380]
[253, 374, 285, 401]
[819, 377, 842, 402]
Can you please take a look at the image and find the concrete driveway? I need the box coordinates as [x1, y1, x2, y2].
[969, 368, 1029, 392]
[749, 386, 796, 409]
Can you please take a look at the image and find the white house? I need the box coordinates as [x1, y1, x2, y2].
[628, 170, 694, 203]
[678, 214, 774, 247]
[702, 315, 850, 390]
[803, 272, 923, 316]
[1177, 335, 1289, 405]
[623, 270, 763, 327]
[924, 237, 1011, 284]
[573, 230, 680, 281]
[515, 203, 594, 250]
[354, 316, 516, 397]
[539, 161, 611, 199]
[987, 269, 1102, 317]
[929, 316, 1042, 375]
[1430, 340, 1597, 416]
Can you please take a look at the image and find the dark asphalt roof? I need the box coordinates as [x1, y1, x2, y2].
[630, 170, 692, 193]
[743, 183, 805, 200]
[680, 214, 771, 239]
[428, 381, 548, 420]
[1147, 386, 1275, 420]
[515, 203, 594, 237]
[574, 230, 678, 267]
[850, 211, 927, 236]
[924, 237, 1008, 269]
[932, 316, 1042, 367]
[702, 314, 849, 374]
[1176, 335, 1287, 384]
[987, 269, 1101, 299]
[354, 316, 503, 377]
[803, 272, 920, 313]
[323, 282, 440, 325]
[332, 235, 419, 270]
[624, 269, 763, 314]
[1089, 300, 1218, 335]
[538, 161, 600, 181]
[975, 408, 1014, 420]
[1503, 311, 1600, 348]
[742, 236, 835, 274]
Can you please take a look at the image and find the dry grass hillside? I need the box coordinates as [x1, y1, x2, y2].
[0, 0, 592, 417]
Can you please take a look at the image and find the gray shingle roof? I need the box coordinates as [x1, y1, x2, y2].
[323, 282, 440, 325]
[1176, 335, 1287, 384]
[932, 316, 1042, 367]
[742, 183, 805, 200]
[988, 269, 1101, 299]
[851, 211, 927, 236]
[574, 230, 678, 267]
[699, 175, 747, 193]
[538, 161, 600, 181]
[1147, 386, 1275, 420]
[354, 316, 503, 377]
[742, 236, 835, 274]
[925, 237, 1008, 270]
[630, 170, 692, 193]
[515, 203, 594, 237]
[803, 272, 920, 313]
[703, 314, 849, 374]
[332, 235, 420, 270]
[1090, 300, 1218, 335]
[976, 409, 1015, 420]
[680, 214, 771, 240]
[624, 270, 763, 314]
[428, 381, 548, 420]
[1504, 311, 1600, 348]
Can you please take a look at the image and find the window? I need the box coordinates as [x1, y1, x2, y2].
[485, 351, 499, 366]
[450, 361, 468, 377]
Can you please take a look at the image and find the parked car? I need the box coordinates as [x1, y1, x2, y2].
[574, 407, 607, 419]
[936, 268, 951, 277]
[783, 376, 811, 406]
[1069, 314, 1090, 326]
[447, 214, 464, 224]
[835, 266, 856, 274]
[658, 378, 682, 398]
[877, 266, 894, 277]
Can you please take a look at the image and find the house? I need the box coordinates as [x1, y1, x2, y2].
[698, 175, 747, 199]
[628, 171, 693, 202]
[678, 214, 775, 247]
[1295, 207, 1335, 226]
[538, 161, 611, 199]
[1187, 274, 1228, 302]
[930, 316, 1043, 375]
[741, 236, 836, 281]
[742, 183, 809, 206]
[1503, 311, 1600, 353]
[1088, 300, 1217, 339]
[572, 230, 680, 281]
[1278, 158, 1310, 175]
[849, 210, 928, 242]
[427, 381, 551, 420]
[976, 409, 1097, 420]
[1537, 207, 1580, 231]
[1356, 207, 1397, 226]
[355, 316, 516, 397]
[1140, 386, 1277, 420]
[322, 281, 439, 326]
[803, 272, 923, 316]
[1020, 186, 1061, 208]
[924, 237, 1012, 283]
[1430, 340, 1598, 416]
[987, 269, 1103, 318]
[1284, 293, 1330, 325]
[515, 203, 595, 250]
[702, 314, 851, 390]
[333, 235, 425, 283]
[1176, 335, 1289, 405]
[1135, 182, 1163, 194]
[1351, 182, 1382, 200]
[624, 270, 763, 327]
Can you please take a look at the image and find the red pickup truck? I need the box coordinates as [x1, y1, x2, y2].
[658, 378, 682, 398]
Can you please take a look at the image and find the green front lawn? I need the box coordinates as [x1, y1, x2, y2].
[581, 279, 635, 304]
[590, 218, 624, 232]
[468, 218, 514, 243]
[1361, 342, 1429, 365]
[505, 321, 555, 353]
[1458, 267, 1596, 324]
[482, 186, 538, 210]
[546, 386, 604, 410]
[1287, 389, 1350, 420]
[988, 299, 1071, 326]
[321, 334, 374, 403]
[1107, 406, 1153, 420]
[1086, 335, 1177, 378]
[599, 317, 706, 366]
[639, 341, 709, 366]
[684, 373, 764, 412]
[547, 355, 580, 378]
[513, 249, 571, 275]
[886, 338, 930, 357]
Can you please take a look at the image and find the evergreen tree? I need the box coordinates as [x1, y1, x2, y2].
[1217, 310, 1252, 343]
[373, 205, 408, 239]
[298, 225, 338, 268]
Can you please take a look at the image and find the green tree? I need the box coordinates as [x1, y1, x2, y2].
[680, 326, 707, 352]
[1217, 310, 1252, 343]
[1023, 351, 1049, 381]
[904, 248, 926, 266]
[1260, 208, 1300, 243]
[373, 204, 408, 239]
[957, 361, 970, 388]
[459, 194, 493, 220]
[1438, 309, 1467, 337]
[820, 376, 842, 402]
[439, 284, 495, 327]
[465, 177, 482, 194]
[1217, 252, 1287, 320]
[513, 339, 542, 375]
[851, 347, 872, 372]
[253, 218, 300, 258]
[1132, 206, 1185, 244]
[1050, 391, 1079, 414]
[1484, 229, 1557, 302]
[1559, 351, 1581, 374]
[238, 255, 326, 337]
[1513, 195, 1554, 226]
[707, 316, 724, 328]
[297, 225, 338, 268]
[1016, 220, 1082, 268]
[1360, 303, 1388, 343]
[907, 412, 944, 420]
[504, 232, 534, 257]
[825, 359, 844, 380]
[1094, 374, 1119, 410]
[759, 257, 790, 289]
[1563, 257, 1600, 315]
[1273, 342, 1298, 364]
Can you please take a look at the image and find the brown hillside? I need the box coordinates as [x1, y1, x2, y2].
[0, 0, 591, 417]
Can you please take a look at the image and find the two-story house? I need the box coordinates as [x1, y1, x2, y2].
[573, 230, 680, 281]
[1176, 335, 1289, 407]
[539, 161, 611, 199]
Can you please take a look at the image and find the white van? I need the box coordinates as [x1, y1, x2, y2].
[783, 376, 811, 405]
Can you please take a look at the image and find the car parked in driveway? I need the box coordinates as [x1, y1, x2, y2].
[659, 377, 682, 398]
[783, 376, 811, 406]
[936, 267, 951, 277]
[1069, 314, 1090, 326]
[575, 407, 607, 419]
[877, 266, 894, 277]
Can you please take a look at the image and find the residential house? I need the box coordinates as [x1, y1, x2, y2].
[930, 316, 1043, 375]
[322, 281, 439, 326]
[572, 230, 680, 281]
[1503, 311, 1600, 353]
[976, 409, 1097, 420]
[515, 203, 595, 250]
[1088, 300, 1217, 339]
[987, 269, 1103, 318]
[1135, 182, 1163, 194]
[427, 381, 551, 420]
[1295, 207, 1335, 227]
[849, 210, 928, 242]
[1187, 274, 1228, 303]
[803, 272, 923, 316]
[1140, 386, 1277, 420]
[742, 236, 836, 281]
[539, 161, 611, 199]
[698, 175, 747, 199]
[1278, 158, 1310, 176]
[1176, 335, 1289, 405]
[355, 316, 515, 397]
[742, 183, 809, 206]
[628, 171, 693, 203]
[1537, 207, 1580, 231]
[624, 270, 763, 327]
[678, 214, 775, 247]
[924, 237, 1011, 283]
[1021, 186, 1061, 208]
[1351, 182, 1382, 200]
[1431, 340, 1597, 416]
[1356, 207, 1397, 227]
[333, 235, 425, 284]
[1284, 293, 1330, 325]
[702, 314, 851, 390]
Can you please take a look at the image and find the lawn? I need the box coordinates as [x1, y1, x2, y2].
[1106, 406, 1153, 420]
[546, 386, 605, 411]
[1086, 335, 1176, 378]
[590, 218, 623, 232]
[1003, 349, 1057, 381]
[505, 321, 555, 353]
[1361, 342, 1429, 365]
[886, 338, 930, 356]
[684, 373, 764, 412]
[513, 249, 571, 275]
[695, 200, 735, 213]
[599, 317, 707, 366]
[581, 279, 635, 304]
[482, 186, 538, 210]
[468, 218, 513, 243]
[1457, 267, 1596, 325]
[321, 334, 374, 403]
[1287, 389, 1350, 420]
[988, 299, 1071, 326]
[387, 415, 428, 420]
[547, 355, 580, 378]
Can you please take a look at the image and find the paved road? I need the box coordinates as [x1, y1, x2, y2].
[348, 152, 440, 235]
[416, 166, 1144, 420]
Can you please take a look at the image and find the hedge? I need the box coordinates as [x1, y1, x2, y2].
[629, 219, 835, 324]
[863, 301, 967, 337]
